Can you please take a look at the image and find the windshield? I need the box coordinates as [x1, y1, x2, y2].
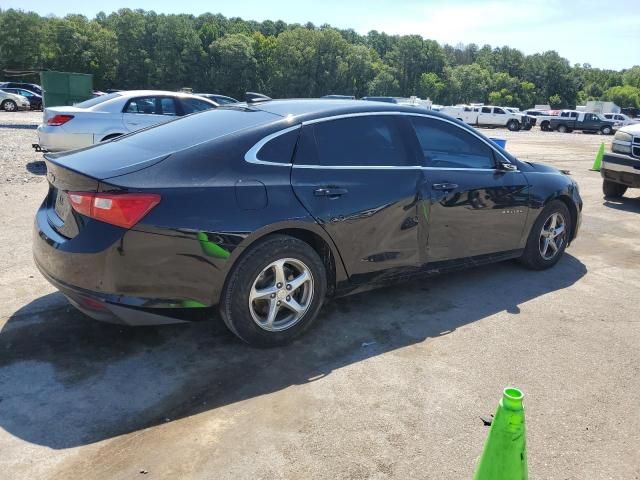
[73, 92, 122, 109]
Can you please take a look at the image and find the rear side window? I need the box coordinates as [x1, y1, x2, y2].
[160, 97, 177, 116]
[181, 97, 216, 114]
[257, 129, 300, 164]
[481, 107, 491, 113]
[310, 115, 410, 167]
[410, 117, 496, 169]
[125, 97, 159, 114]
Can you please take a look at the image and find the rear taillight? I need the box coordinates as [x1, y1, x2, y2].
[67, 192, 161, 229]
[47, 114, 74, 126]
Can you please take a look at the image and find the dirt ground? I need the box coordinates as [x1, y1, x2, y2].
[1, 111, 639, 480]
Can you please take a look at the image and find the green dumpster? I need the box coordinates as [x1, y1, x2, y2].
[40, 71, 93, 108]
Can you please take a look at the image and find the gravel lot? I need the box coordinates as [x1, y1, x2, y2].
[1, 111, 639, 480]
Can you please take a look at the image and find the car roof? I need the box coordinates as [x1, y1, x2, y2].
[114, 90, 206, 98]
[251, 98, 447, 123]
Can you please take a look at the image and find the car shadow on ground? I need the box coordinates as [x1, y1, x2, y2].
[0, 254, 586, 449]
[26, 160, 46, 176]
[603, 196, 640, 213]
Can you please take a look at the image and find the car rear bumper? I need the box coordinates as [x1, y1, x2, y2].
[36, 126, 94, 152]
[33, 200, 226, 325]
[601, 152, 640, 187]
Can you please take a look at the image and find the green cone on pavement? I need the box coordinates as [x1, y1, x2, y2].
[591, 142, 605, 171]
[473, 387, 528, 480]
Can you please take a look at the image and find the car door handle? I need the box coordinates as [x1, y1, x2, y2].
[314, 187, 348, 197]
[432, 183, 458, 190]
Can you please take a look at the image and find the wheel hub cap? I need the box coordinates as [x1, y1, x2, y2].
[249, 258, 314, 332]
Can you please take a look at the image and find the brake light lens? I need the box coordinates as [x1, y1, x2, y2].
[67, 192, 161, 229]
[47, 114, 74, 126]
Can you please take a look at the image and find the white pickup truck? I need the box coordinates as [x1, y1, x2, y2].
[523, 109, 559, 131]
[601, 123, 640, 197]
[440, 105, 534, 131]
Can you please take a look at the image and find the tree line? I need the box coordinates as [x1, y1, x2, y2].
[1, 8, 640, 109]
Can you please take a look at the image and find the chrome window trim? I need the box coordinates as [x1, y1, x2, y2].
[244, 124, 301, 166]
[244, 110, 516, 169]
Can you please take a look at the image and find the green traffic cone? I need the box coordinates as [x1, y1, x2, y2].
[473, 387, 528, 480]
[591, 142, 605, 171]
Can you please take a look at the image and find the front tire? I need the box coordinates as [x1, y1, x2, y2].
[557, 124, 568, 133]
[2, 100, 17, 112]
[540, 121, 550, 131]
[220, 235, 327, 347]
[520, 200, 571, 270]
[600, 125, 613, 135]
[603, 180, 627, 198]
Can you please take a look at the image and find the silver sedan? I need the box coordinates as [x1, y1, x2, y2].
[36, 90, 218, 152]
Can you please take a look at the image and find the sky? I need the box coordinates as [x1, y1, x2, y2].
[4, 0, 639, 70]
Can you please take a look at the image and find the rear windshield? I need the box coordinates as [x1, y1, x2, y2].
[49, 108, 279, 178]
[73, 92, 122, 109]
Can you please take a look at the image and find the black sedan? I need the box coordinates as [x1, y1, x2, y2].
[34, 99, 582, 346]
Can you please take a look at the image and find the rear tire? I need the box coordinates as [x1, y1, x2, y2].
[540, 121, 550, 131]
[603, 180, 627, 198]
[100, 133, 123, 142]
[1, 100, 17, 112]
[520, 200, 571, 270]
[220, 235, 327, 347]
[507, 120, 520, 131]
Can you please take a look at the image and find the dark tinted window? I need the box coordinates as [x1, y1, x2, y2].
[481, 107, 491, 113]
[410, 117, 496, 169]
[257, 129, 300, 164]
[181, 97, 216, 114]
[494, 107, 505, 114]
[311, 115, 410, 167]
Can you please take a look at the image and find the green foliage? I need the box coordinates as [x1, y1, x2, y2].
[0, 8, 632, 108]
[601, 85, 640, 108]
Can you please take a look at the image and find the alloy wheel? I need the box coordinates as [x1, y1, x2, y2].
[249, 258, 314, 332]
[539, 212, 566, 260]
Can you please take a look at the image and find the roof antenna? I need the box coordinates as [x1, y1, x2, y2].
[245, 92, 272, 104]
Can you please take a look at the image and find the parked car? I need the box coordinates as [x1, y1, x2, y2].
[0, 90, 31, 112]
[35, 90, 218, 152]
[601, 123, 640, 198]
[441, 105, 534, 131]
[322, 95, 356, 99]
[603, 112, 638, 126]
[0, 87, 42, 110]
[196, 93, 239, 105]
[548, 110, 617, 134]
[0, 81, 42, 95]
[361, 96, 399, 103]
[33, 98, 582, 346]
[523, 109, 559, 131]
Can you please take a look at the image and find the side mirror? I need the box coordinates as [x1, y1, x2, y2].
[499, 162, 518, 171]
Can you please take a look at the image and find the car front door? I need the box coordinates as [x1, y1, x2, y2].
[408, 115, 530, 262]
[290, 114, 423, 280]
[581, 113, 599, 131]
[477, 106, 493, 126]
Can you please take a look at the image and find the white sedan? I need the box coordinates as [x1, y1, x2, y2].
[36, 90, 219, 152]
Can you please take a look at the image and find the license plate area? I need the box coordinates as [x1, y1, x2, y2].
[54, 189, 71, 221]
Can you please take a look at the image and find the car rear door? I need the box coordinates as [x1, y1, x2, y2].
[290, 114, 424, 278]
[122, 96, 177, 132]
[407, 115, 530, 262]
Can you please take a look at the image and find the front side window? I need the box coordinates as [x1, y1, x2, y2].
[311, 115, 411, 167]
[410, 116, 496, 169]
[160, 97, 177, 116]
[481, 107, 491, 113]
[494, 108, 505, 114]
[125, 97, 159, 115]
